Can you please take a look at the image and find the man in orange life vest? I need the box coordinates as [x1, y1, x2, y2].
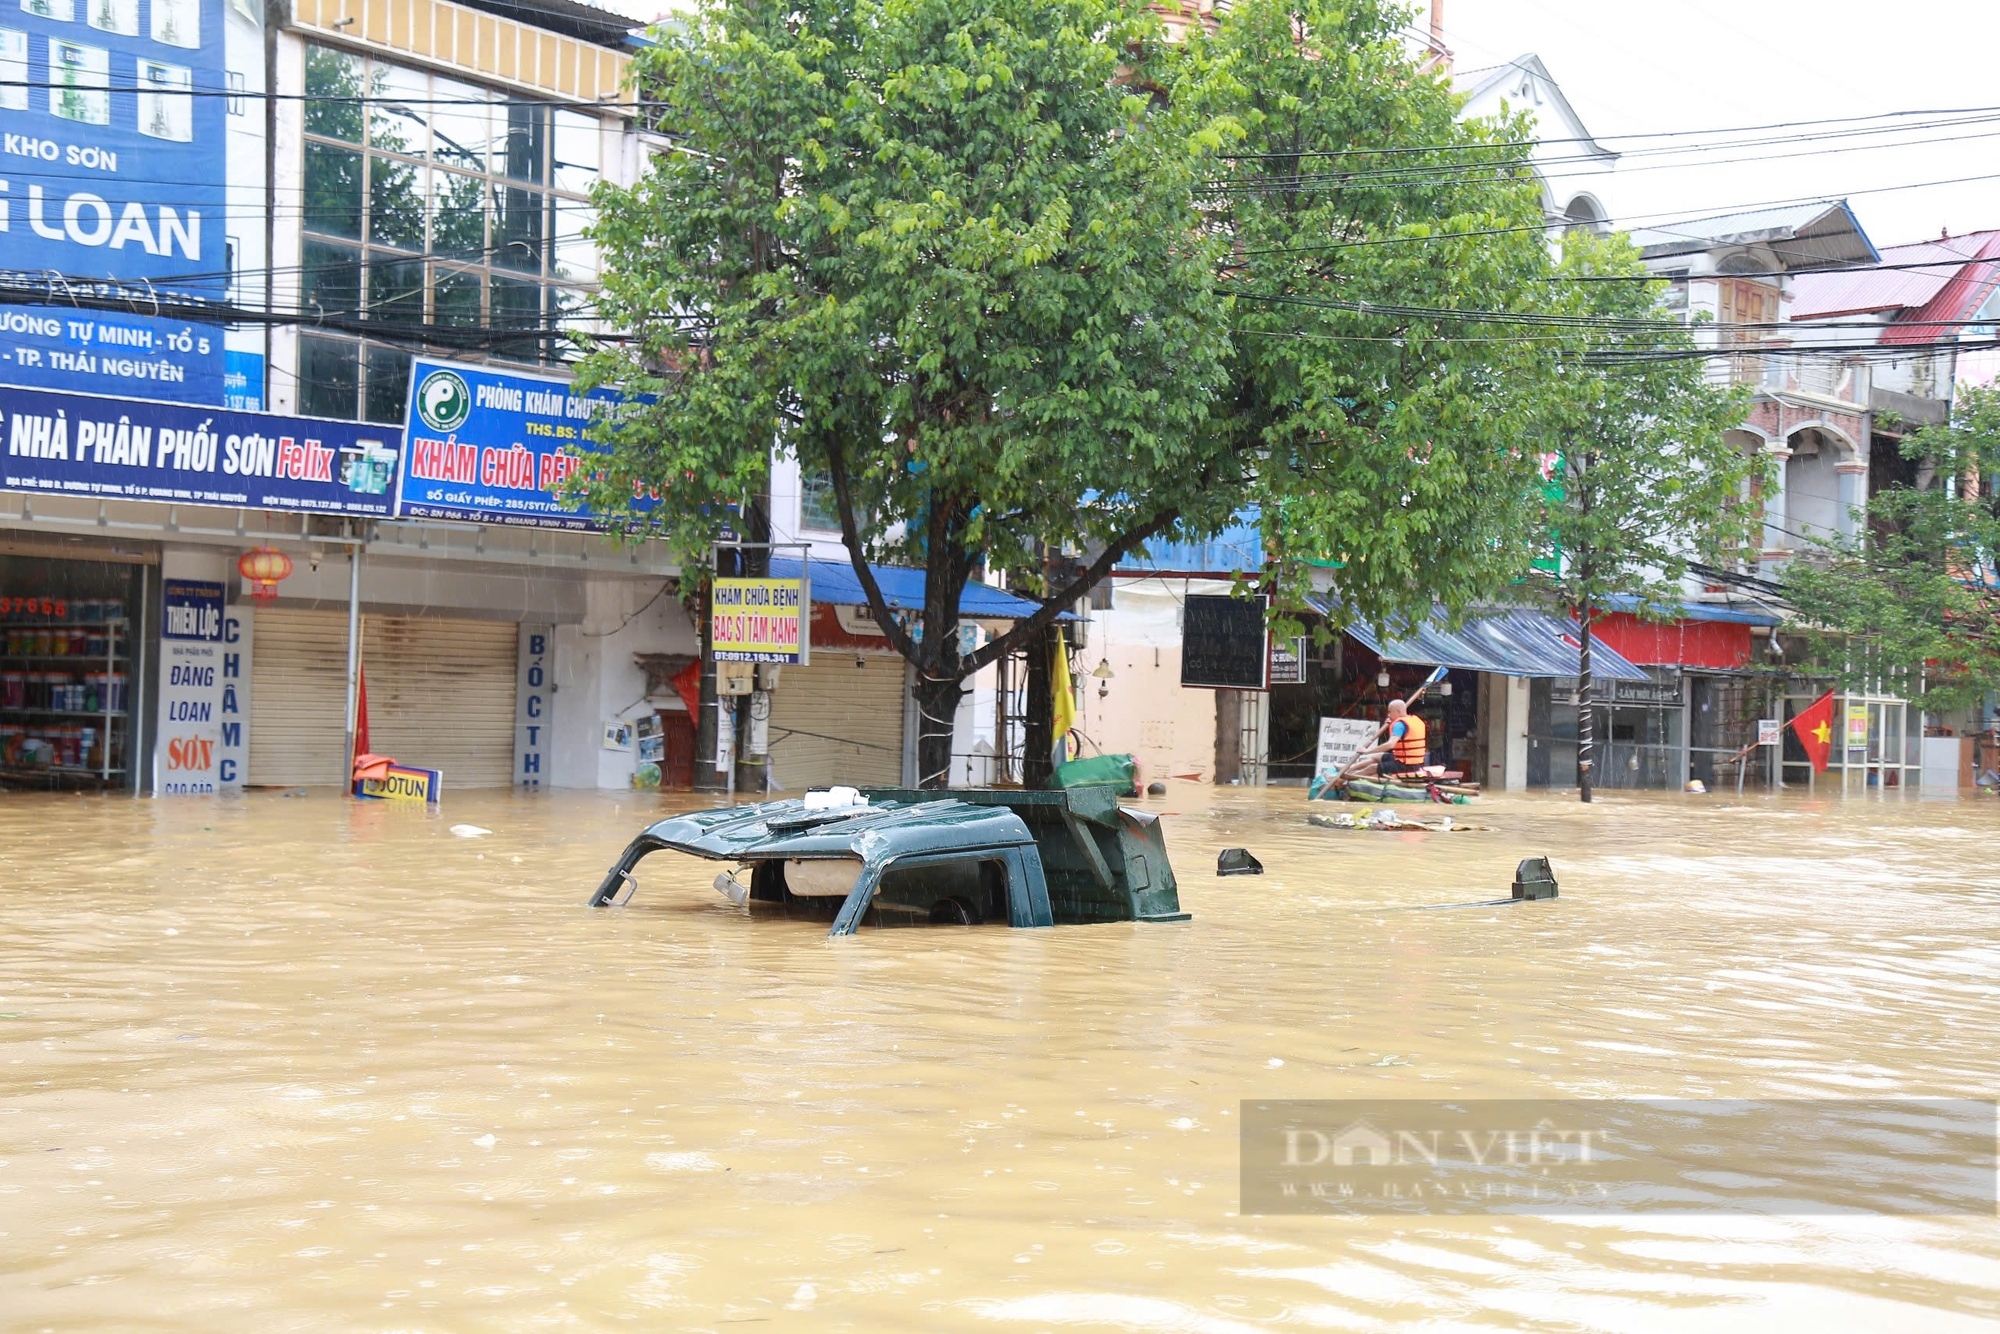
[1355, 698, 1429, 779]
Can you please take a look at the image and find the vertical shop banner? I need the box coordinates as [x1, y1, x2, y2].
[0, 383, 403, 514]
[0, 0, 230, 403]
[395, 358, 654, 529]
[218, 601, 249, 789]
[514, 623, 550, 788]
[153, 577, 222, 794]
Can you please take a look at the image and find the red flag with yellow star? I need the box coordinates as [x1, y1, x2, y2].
[1790, 690, 1837, 772]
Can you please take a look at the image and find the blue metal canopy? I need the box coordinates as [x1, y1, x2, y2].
[770, 557, 1056, 621]
[1312, 601, 1651, 681]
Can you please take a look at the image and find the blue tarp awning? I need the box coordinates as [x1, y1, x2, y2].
[771, 557, 1056, 621]
[1310, 600, 1651, 681]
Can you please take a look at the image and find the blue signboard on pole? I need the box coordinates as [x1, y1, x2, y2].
[0, 0, 230, 403]
[396, 356, 652, 530]
[1, 382, 403, 515]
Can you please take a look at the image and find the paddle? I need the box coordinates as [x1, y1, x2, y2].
[1329, 664, 1450, 786]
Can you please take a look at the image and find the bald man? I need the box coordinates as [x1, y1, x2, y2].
[1355, 698, 1428, 779]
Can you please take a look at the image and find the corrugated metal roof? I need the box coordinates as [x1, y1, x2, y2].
[1631, 201, 1878, 269]
[1599, 595, 1781, 627]
[1118, 517, 1264, 574]
[771, 558, 1057, 621]
[1884, 230, 2000, 346]
[1310, 602, 1650, 681]
[1791, 233, 1999, 319]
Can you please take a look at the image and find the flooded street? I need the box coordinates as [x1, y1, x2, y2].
[4, 784, 1998, 1331]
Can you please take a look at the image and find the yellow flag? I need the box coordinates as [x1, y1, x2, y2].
[1051, 627, 1077, 754]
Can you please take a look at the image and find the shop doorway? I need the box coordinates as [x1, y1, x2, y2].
[249, 608, 518, 787]
[657, 709, 696, 789]
[1, 552, 149, 792]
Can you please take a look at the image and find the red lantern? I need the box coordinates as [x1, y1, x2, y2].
[238, 546, 295, 602]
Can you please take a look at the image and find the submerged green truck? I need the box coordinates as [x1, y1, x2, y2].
[590, 786, 1186, 936]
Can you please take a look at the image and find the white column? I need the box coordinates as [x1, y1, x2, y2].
[1835, 461, 1869, 545]
[1480, 672, 1531, 790]
[1761, 444, 1794, 571]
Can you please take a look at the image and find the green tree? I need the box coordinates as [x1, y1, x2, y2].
[578, 0, 1231, 785]
[576, 0, 1578, 787]
[1173, 0, 1567, 627]
[1785, 382, 2000, 717]
[1529, 231, 1759, 802]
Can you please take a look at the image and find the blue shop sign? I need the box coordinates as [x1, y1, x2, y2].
[160, 577, 222, 641]
[395, 357, 654, 530]
[1, 383, 403, 515]
[0, 0, 231, 403]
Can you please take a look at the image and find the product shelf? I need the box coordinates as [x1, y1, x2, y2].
[1, 708, 129, 718]
[0, 620, 131, 630]
[0, 660, 130, 669]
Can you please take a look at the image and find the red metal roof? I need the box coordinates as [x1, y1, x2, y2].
[1883, 231, 2000, 346]
[1789, 232, 1999, 320]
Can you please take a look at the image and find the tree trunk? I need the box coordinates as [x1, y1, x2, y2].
[733, 496, 771, 795]
[1214, 689, 1242, 784]
[1022, 623, 1058, 789]
[1577, 606, 1595, 804]
[915, 672, 966, 790]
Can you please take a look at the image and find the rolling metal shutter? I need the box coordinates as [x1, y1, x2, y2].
[361, 616, 519, 788]
[247, 608, 350, 788]
[766, 656, 905, 791]
[248, 610, 517, 788]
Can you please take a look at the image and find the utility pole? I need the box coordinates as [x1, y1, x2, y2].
[734, 494, 772, 795]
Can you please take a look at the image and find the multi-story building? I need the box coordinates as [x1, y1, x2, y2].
[0, 0, 720, 797]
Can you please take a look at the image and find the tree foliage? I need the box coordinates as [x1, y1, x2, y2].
[1785, 382, 2000, 715]
[574, 0, 1616, 784]
[1532, 232, 1761, 616]
[1173, 0, 1562, 628]
[1525, 230, 1761, 799]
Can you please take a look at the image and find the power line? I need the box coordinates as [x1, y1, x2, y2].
[1204, 111, 2000, 191]
[1548, 254, 2000, 284]
[1213, 102, 2000, 159]
[0, 273, 667, 352]
[1223, 168, 2000, 262]
[1227, 288, 2000, 337]
[0, 76, 653, 114]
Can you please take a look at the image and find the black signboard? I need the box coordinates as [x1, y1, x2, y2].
[1268, 636, 1306, 686]
[1182, 594, 1269, 690]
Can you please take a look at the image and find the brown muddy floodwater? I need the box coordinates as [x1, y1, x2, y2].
[3, 784, 1999, 1332]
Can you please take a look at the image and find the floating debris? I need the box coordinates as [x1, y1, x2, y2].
[1309, 810, 1485, 833]
[1217, 847, 1264, 876]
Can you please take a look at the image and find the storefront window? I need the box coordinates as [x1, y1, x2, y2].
[299, 334, 360, 421]
[800, 471, 843, 532]
[297, 43, 603, 420]
[364, 347, 412, 424]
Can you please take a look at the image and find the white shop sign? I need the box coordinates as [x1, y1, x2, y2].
[515, 624, 551, 788]
[1315, 716, 1380, 778]
[154, 579, 226, 795]
[218, 605, 251, 791]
